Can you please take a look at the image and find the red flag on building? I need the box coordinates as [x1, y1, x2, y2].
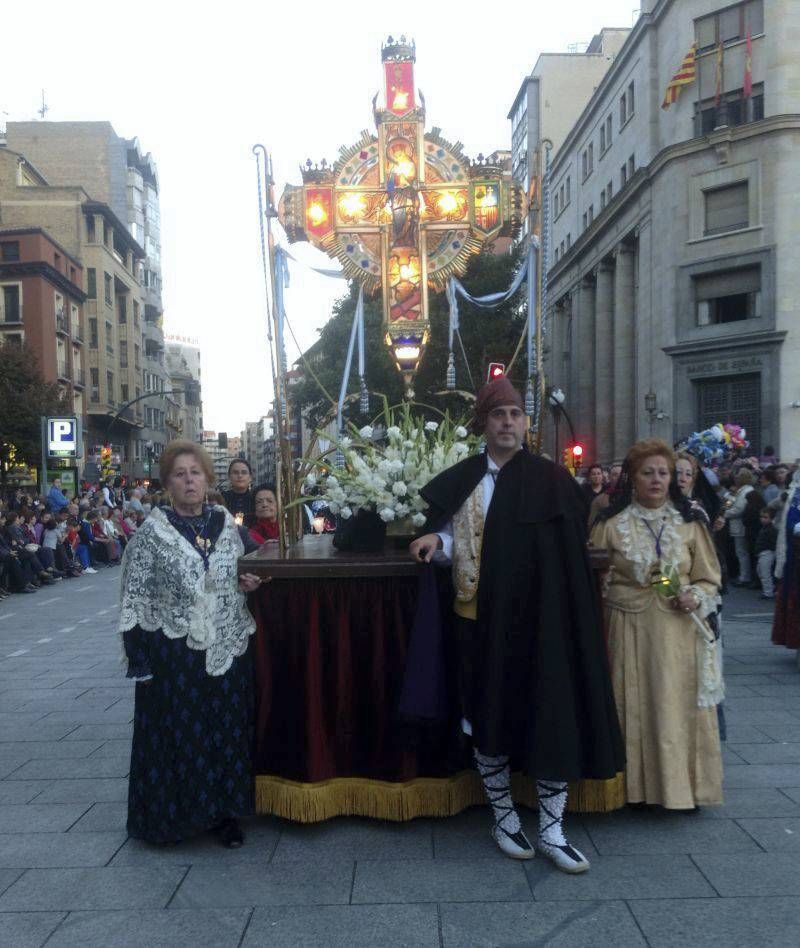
[661, 43, 697, 109]
[743, 28, 753, 98]
[714, 42, 724, 107]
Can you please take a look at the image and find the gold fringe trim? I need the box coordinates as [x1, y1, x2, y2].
[256, 771, 626, 823]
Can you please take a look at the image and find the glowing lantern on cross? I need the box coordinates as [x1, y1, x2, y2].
[278, 36, 522, 392]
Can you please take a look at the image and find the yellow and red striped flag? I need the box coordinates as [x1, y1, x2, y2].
[714, 42, 724, 106]
[662, 43, 697, 109]
[743, 28, 753, 98]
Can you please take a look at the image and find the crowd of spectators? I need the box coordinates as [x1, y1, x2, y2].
[1, 470, 282, 602]
[0, 478, 154, 600]
[583, 446, 798, 600]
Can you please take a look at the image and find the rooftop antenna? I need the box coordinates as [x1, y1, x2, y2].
[37, 90, 49, 120]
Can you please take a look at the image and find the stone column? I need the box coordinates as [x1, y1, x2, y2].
[613, 244, 636, 459]
[594, 261, 614, 463]
[576, 276, 596, 452]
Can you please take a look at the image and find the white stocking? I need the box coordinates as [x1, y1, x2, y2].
[474, 750, 521, 834]
[537, 780, 568, 845]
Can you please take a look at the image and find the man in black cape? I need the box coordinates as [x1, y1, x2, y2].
[409, 377, 624, 873]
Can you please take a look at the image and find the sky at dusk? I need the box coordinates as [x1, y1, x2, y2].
[2, 0, 638, 433]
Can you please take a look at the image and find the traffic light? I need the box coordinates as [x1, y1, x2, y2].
[487, 362, 505, 382]
[563, 443, 584, 476]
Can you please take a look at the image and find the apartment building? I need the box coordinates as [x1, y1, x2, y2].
[0, 226, 86, 432]
[3, 122, 171, 470]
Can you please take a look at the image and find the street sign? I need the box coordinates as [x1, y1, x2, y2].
[47, 417, 80, 459]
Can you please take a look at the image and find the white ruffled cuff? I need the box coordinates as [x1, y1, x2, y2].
[688, 584, 719, 620]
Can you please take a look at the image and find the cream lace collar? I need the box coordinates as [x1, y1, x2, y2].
[615, 501, 685, 585]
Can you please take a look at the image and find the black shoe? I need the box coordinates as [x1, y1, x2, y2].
[22, 585, 38, 594]
[216, 818, 244, 849]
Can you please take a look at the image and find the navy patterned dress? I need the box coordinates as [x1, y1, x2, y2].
[123, 508, 254, 844]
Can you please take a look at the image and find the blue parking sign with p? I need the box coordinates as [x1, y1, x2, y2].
[47, 417, 79, 458]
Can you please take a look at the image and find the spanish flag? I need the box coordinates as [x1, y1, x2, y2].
[662, 43, 697, 109]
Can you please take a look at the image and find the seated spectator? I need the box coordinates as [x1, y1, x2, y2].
[2, 513, 58, 584]
[0, 513, 38, 594]
[111, 507, 135, 541]
[102, 506, 127, 549]
[23, 511, 42, 545]
[79, 512, 106, 567]
[41, 518, 78, 577]
[91, 510, 121, 563]
[66, 517, 96, 573]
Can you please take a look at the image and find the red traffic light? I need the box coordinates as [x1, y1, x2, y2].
[487, 362, 505, 382]
[571, 444, 584, 459]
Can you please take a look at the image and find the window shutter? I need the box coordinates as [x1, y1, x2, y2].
[694, 266, 760, 301]
[704, 183, 749, 234]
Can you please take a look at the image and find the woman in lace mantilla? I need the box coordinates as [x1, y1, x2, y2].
[119, 441, 262, 847]
[590, 440, 723, 810]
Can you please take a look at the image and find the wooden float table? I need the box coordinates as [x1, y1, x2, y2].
[241, 535, 622, 822]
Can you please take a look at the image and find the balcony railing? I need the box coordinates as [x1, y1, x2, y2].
[57, 362, 69, 380]
[74, 370, 86, 388]
[55, 312, 69, 335]
[72, 324, 84, 343]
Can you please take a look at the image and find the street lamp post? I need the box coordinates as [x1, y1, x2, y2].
[548, 387, 577, 461]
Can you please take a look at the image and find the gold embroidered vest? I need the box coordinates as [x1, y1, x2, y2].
[452, 482, 484, 620]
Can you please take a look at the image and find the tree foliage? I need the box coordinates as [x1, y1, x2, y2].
[290, 246, 527, 431]
[0, 344, 71, 486]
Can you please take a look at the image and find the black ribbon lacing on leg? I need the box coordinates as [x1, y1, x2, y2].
[537, 780, 582, 861]
[478, 760, 517, 835]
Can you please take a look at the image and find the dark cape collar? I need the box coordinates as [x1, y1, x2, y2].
[421, 449, 587, 529]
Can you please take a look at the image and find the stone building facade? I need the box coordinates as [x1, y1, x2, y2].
[0, 147, 150, 479]
[166, 336, 204, 444]
[3, 122, 171, 471]
[543, 0, 799, 462]
[508, 28, 631, 242]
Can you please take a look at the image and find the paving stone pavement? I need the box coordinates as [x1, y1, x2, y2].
[0, 571, 798, 947]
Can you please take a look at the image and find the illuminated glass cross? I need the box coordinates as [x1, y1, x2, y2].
[278, 36, 522, 391]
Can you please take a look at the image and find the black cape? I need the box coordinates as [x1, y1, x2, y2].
[421, 450, 624, 782]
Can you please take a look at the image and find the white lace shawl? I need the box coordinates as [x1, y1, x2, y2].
[118, 505, 256, 676]
[615, 501, 723, 707]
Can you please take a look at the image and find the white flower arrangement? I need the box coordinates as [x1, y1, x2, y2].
[302, 399, 479, 528]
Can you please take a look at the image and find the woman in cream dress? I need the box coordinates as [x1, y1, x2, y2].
[590, 440, 723, 810]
